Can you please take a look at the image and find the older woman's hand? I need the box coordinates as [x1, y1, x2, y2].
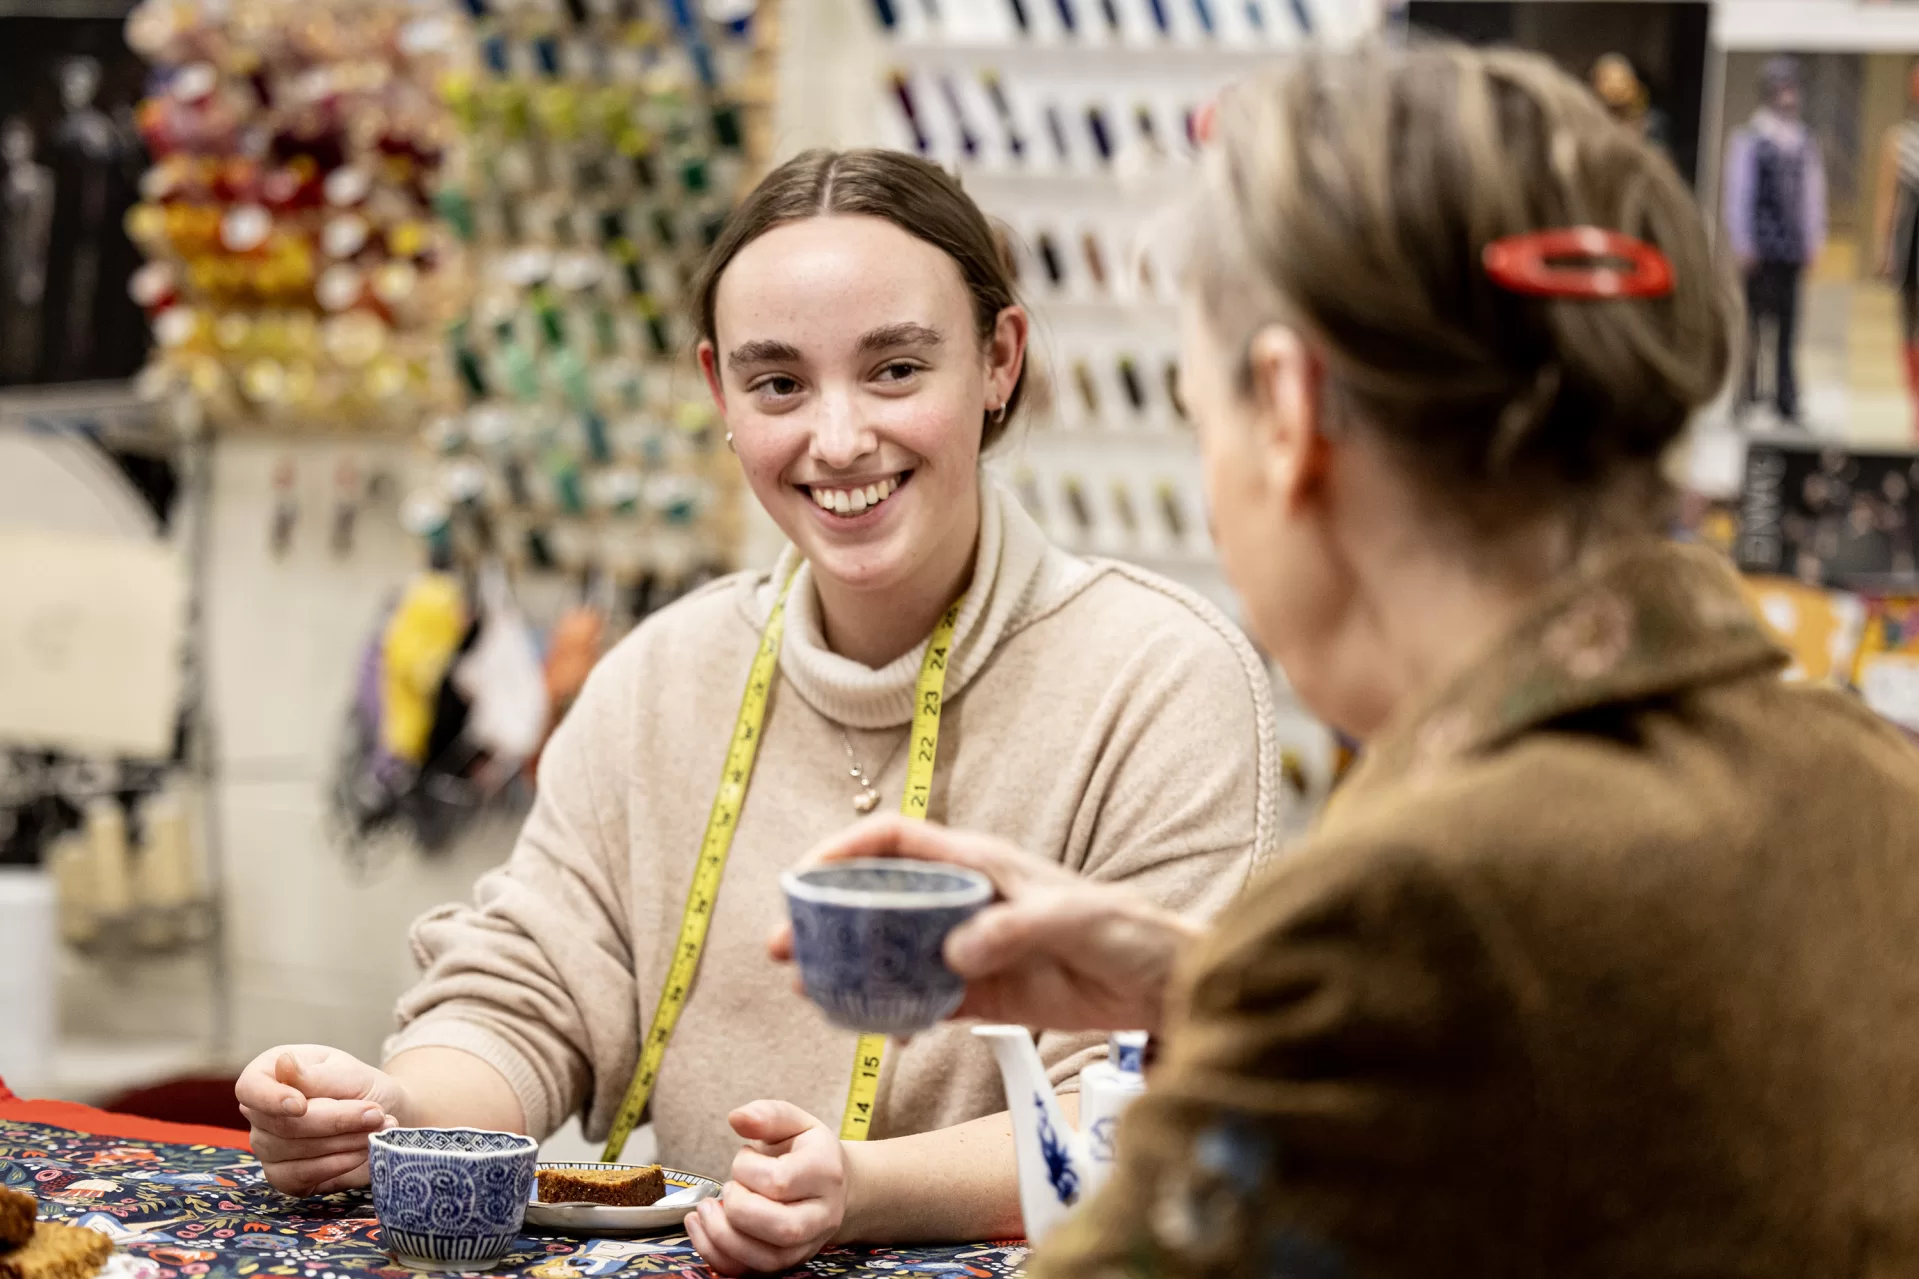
[769, 815, 1200, 1034]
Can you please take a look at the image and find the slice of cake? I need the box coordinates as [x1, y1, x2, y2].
[0, 1219, 113, 1279]
[0, 1188, 33, 1250]
[536, 1165, 667, 1207]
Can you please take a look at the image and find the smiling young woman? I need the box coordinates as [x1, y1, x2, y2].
[231, 149, 1281, 1276]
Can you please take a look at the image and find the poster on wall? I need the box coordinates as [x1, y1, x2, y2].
[0, 527, 185, 757]
[1710, 48, 1919, 442]
[1736, 437, 1919, 591]
[0, 16, 152, 388]
[1405, 1, 1711, 185]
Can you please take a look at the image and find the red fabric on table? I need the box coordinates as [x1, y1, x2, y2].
[0, 1077, 250, 1150]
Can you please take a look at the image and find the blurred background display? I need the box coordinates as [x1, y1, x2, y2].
[4, 0, 1919, 1161]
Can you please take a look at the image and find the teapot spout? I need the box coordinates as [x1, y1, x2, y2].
[972, 1024, 1081, 1247]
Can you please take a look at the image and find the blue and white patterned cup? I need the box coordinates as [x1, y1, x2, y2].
[782, 858, 995, 1035]
[367, 1127, 537, 1270]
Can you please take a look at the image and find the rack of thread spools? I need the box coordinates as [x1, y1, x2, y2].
[870, 0, 1368, 824]
[869, 0, 1366, 609]
[405, 0, 775, 606]
[124, 0, 472, 434]
[118, 0, 767, 596]
[328, 0, 780, 863]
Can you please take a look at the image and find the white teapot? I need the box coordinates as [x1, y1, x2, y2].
[972, 1025, 1148, 1247]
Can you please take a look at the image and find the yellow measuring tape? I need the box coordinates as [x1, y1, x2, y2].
[839, 591, 962, 1141]
[601, 582, 964, 1162]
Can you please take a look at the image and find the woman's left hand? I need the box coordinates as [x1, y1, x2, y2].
[687, 1101, 849, 1276]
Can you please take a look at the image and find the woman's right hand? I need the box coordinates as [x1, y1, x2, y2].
[235, 1045, 409, 1196]
[770, 815, 1201, 1034]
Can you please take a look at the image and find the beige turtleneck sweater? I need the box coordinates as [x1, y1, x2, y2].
[385, 480, 1279, 1181]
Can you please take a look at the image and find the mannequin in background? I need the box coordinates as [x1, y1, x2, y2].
[1591, 53, 1669, 155]
[1873, 59, 1919, 439]
[1724, 56, 1827, 427]
[0, 118, 52, 385]
[99, 85, 149, 383]
[40, 56, 141, 385]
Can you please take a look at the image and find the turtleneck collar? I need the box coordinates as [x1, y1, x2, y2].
[740, 475, 1095, 729]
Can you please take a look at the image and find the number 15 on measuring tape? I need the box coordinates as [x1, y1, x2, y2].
[839, 1035, 887, 1141]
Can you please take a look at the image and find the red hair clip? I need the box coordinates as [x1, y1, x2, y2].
[1482, 227, 1674, 300]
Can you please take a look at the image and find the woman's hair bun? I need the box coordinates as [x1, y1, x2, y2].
[1186, 40, 1735, 532]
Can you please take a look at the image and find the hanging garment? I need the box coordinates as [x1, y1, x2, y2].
[453, 563, 550, 780]
[1887, 121, 1919, 292]
[379, 573, 467, 764]
[1886, 121, 1919, 438]
[1752, 132, 1811, 264]
[525, 602, 605, 783]
[331, 597, 404, 850]
[544, 605, 605, 719]
[411, 618, 483, 854]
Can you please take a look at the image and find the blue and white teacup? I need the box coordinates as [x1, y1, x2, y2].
[782, 858, 995, 1035]
[367, 1127, 537, 1270]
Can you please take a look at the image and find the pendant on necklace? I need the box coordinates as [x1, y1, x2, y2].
[853, 789, 880, 815]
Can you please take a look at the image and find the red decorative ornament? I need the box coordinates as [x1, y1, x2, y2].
[1481, 227, 1675, 300]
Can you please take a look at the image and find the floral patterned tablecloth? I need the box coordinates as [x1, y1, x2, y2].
[0, 1121, 1029, 1279]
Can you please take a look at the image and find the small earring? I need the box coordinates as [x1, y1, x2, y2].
[724, 431, 735, 451]
[991, 403, 1007, 425]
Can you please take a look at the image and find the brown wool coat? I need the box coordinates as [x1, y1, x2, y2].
[1035, 540, 1919, 1278]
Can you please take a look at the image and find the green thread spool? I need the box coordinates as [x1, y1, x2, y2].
[537, 293, 567, 349]
[555, 347, 592, 413]
[502, 340, 540, 403]
[434, 188, 476, 243]
[583, 413, 613, 464]
[553, 461, 586, 515]
[711, 102, 743, 151]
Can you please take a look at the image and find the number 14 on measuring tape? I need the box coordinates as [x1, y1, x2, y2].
[839, 1034, 888, 1141]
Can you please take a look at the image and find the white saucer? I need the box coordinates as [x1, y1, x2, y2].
[524, 1163, 720, 1236]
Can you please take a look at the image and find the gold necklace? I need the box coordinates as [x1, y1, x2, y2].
[839, 727, 908, 814]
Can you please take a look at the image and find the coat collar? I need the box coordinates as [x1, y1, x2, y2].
[1340, 540, 1788, 798]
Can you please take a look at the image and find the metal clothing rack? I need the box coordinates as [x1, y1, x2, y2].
[0, 379, 233, 1069]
